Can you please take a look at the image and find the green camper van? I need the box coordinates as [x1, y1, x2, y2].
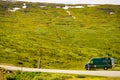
[85, 57, 114, 70]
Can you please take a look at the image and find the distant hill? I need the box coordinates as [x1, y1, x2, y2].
[0, 1, 120, 70]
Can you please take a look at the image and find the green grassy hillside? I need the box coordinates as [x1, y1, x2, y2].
[0, 1, 120, 70]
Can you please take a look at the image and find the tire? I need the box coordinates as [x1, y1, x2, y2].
[104, 66, 108, 70]
[86, 68, 88, 70]
[85, 64, 91, 70]
[86, 67, 91, 70]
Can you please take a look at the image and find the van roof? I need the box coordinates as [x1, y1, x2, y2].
[91, 57, 112, 60]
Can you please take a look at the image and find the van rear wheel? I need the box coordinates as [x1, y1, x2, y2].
[104, 67, 108, 70]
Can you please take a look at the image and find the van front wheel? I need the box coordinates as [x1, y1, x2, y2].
[86, 67, 91, 70]
[104, 67, 108, 70]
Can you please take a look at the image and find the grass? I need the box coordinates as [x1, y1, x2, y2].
[0, 1, 120, 70]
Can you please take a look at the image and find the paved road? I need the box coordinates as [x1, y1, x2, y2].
[0, 65, 120, 77]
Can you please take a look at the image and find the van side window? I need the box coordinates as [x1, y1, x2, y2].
[103, 60, 107, 63]
[93, 60, 99, 63]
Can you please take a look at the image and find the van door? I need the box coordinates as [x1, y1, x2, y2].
[90, 59, 102, 68]
[95, 59, 104, 68]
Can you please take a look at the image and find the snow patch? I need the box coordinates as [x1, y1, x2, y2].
[8, 7, 20, 12]
[63, 6, 69, 9]
[66, 10, 71, 15]
[66, 10, 76, 19]
[72, 16, 76, 19]
[87, 4, 97, 7]
[109, 12, 114, 14]
[63, 5, 84, 9]
[22, 3, 27, 8]
[69, 6, 84, 8]
[56, 6, 61, 8]
[39, 6, 46, 8]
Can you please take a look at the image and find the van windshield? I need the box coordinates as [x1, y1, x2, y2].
[90, 59, 100, 64]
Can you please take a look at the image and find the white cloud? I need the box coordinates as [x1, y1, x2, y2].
[16, 0, 120, 4]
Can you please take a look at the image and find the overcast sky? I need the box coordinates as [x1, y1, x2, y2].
[15, 0, 120, 4]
